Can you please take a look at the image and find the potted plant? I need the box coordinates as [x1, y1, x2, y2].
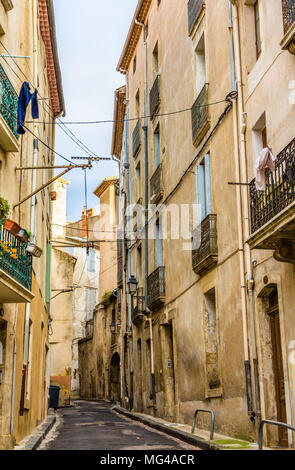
[25, 234, 43, 258]
[4, 219, 22, 236]
[0, 197, 10, 223]
[16, 228, 31, 243]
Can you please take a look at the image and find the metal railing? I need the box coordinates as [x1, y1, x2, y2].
[188, 0, 204, 35]
[258, 419, 295, 450]
[0, 224, 32, 290]
[282, 0, 295, 33]
[192, 409, 215, 441]
[0, 64, 18, 139]
[147, 266, 165, 310]
[132, 119, 141, 157]
[149, 75, 160, 119]
[249, 138, 295, 234]
[191, 83, 209, 144]
[192, 214, 218, 275]
[150, 163, 163, 204]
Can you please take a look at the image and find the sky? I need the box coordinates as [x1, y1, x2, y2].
[53, 0, 138, 222]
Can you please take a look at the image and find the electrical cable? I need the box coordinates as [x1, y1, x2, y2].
[0, 40, 99, 158]
[24, 99, 228, 125]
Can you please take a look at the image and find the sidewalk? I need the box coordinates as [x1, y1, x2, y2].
[113, 406, 265, 450]
[13, 409, 56, 450]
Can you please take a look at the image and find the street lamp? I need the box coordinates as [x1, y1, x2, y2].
[127, 275, 138, 296]
[110, 320, 117, 335]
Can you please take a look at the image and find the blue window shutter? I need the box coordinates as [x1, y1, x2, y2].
[204, 153, 212, 216]
[88, 249, 95, 273]
[196, 164, 206, 222]
[156, 221, 163, 267]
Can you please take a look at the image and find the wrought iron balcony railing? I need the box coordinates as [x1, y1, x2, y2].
[147, 266, 165, 310]
[282, 0, 295, 33]
[249, 138, 295, 234]
[132, 119, 141, 157]
[191, 83, 210, 146]
[192, 214, 218, 276]
[0, 224, 32, 290]
[0, 64, 18, 139]
[85, 319, 94, 338]
[149, 75, 160, 119]
[188, 0, 204, 35]
[150, 163, 163, 204]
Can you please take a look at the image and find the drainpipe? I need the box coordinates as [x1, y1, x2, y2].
[10, 306, 18, 446]
[230, 0, 261, 420]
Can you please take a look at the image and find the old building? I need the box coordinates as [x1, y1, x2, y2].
[79, 176, 121, 403]
[0, 0, 64, 449]
[50, 178, 100, 405]
[112, 0, 295, 448]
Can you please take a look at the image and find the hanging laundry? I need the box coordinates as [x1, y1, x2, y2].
[17, 82, 39, 135]
[255, 147, 277, 191]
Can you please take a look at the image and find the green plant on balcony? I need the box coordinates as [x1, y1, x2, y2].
[0, 197, 10, 222]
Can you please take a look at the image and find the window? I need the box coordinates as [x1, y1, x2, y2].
[155, 218, 163, 267]
[152, 42, 159, 80]
[154, 126, 160, 168]
[195, 34, 206, 95]
[133, 55, 137, 74]
[0, 340, 3, 365]
[136, 162, 141, 202]
[88, 248, 95, 273]
[135, 90, 140, 119]
[254, 1, 262, 58]
[85, 287, 97, 320]
[252, 112, 267, 171]
[136, 244, 142, 284]
[203, 288, 221, 395]
[196, 153, 212, 223]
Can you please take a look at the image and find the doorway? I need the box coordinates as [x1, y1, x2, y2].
[110, 353, 120, 403]
[267, 288, 288, 447]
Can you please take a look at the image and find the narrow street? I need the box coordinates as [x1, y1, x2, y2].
[40, 401, 198, 451]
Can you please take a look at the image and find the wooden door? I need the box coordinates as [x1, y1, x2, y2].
[269, 307, 288, 447]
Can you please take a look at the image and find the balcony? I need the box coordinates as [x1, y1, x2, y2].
[191, 83, 210, 147]
[149, 75, 160, 119]
[147, 266, 165, 311]
[85, 319, 94, 338]
[188, 0, 205, 36]
[0, 224, 34, 303]
[132, 287, 145, 326]
[192, 214, 218, 276]
[150, 163, 163, 205]
[281, 0, 295, 53]
[248, 138, 295, 263]
[0, 64, 19, 152]
[132, 119, 141, 157]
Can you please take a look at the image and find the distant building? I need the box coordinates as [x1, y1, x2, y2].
[50, 179, 100, 404]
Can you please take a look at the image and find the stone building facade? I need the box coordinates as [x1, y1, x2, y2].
[78, 177, 121, 403]
[112, 0, 295, 448]
[0, 0, 64, 449]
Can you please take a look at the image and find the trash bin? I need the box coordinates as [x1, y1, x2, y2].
[49, 385, 60, 409]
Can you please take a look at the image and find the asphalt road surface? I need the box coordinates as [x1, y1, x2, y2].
[40, 400, 198, 451]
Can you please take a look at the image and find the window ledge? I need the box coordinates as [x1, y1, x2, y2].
[281, 23, 295, 54]
[205, 387, 223, 399]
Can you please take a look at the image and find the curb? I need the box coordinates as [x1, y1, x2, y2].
[14, 410, 56, 451]
[113, 406, 219, 451]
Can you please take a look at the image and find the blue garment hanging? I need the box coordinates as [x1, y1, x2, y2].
[17, 82, 39, 135]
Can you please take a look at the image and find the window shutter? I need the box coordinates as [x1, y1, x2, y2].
[196, 164, 206, 222]
[204, 153, 212, 216]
